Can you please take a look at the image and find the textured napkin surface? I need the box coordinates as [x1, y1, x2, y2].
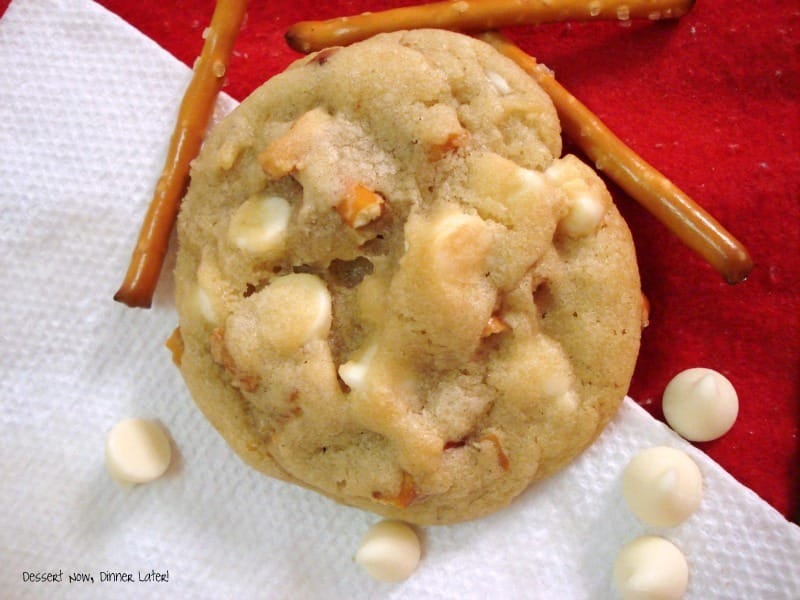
[1, 1, 798, 598]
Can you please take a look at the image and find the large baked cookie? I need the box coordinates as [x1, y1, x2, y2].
[174, 29, 643, 525]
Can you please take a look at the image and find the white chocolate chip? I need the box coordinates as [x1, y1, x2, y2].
[228, 194, 291, 255]
[486, 70, 511, 95]
[543, 157, 571, 184]
[622, 446, 703, 527]
[613, 536, 689, 600]
[194, 284, 217, 323]
[338, 343, 378, 390]
[516, 166, 547, 195]
[105, 418, 172, 485]
[430, 211, 492, 283]
[554, 390, 579, 413]
[544, 157, 608, 237]
[216, 138, 243, 171]
[355, 520, 421, 582]
[541, 369, 571, 398]
[662, 368, 739, 442]
[560, 192, 606, 237]
[194, 255, 232, 325]
[259, 273, 332, 352]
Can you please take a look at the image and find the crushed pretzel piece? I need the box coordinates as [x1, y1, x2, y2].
[481, 314, 510, 338]
[336, 184, 385, 228]
[481, 432, 510, 470]
[258, 108, 334, 179]
[165, 327, 184, 367]
[372, 471, 419, 508]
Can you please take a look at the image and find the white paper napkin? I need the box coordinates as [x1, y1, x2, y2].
[1, 1, 798, 598]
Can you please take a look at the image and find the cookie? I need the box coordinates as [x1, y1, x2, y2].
[174, 29, 643, 525]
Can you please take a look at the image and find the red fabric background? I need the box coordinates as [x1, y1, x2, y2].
[4, 0, 795, 521]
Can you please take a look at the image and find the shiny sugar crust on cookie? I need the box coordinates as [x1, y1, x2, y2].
[175, 29, 643, 525]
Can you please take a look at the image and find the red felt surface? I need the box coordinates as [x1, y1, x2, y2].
[5, 0, 795, 521]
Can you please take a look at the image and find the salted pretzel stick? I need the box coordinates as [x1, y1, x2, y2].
[479, 32, 752, 283]
[114, 0, 247, 308]
[286, 0, 695, 53]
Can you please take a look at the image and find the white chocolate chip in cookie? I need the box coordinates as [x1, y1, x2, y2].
[559, 192, 606, 237]
[258, 107, 335, 179]
[545, 156, 608, 237]
[193, 256, 228, 325]
[193, 284, 216, 323]
[105, 418, 173, 485]
[228, 194, 291, 256]
[338, 342, 378, 390]
[516, 165, 548, 195]
[486, 70, 512, 95]
[466, 152, 547, 226]
[613, 536, 689, 600]
[415, 103, 467, 157]
[430, 210, 492, 284]
[622, 446, 703, 527]
[543, 157, 571, 185]
[465, 152, 569, 288]
[355, 520, 421, 582]
[257, 273, 332, 352]
[662, 368, 738, 442]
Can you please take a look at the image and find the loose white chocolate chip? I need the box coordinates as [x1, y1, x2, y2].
[259, 273, 332, 352]
[613, 536, 689, 600]
[338, 343, 378, 390]
[560, 192, 606, 237]
[228, 194, 291, 255]
[622, 446, 703, 527]
[355, 520, 421, 583]
[105, 418, 172, 485]
[662, 368, 739, 442]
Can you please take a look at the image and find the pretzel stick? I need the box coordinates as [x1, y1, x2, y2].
[114, 0, 247, 308]
[286, 0, 695, 53]
[479, 32, 752, 283]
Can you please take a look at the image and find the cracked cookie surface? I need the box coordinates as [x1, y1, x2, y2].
[175, 29, 643, 525]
